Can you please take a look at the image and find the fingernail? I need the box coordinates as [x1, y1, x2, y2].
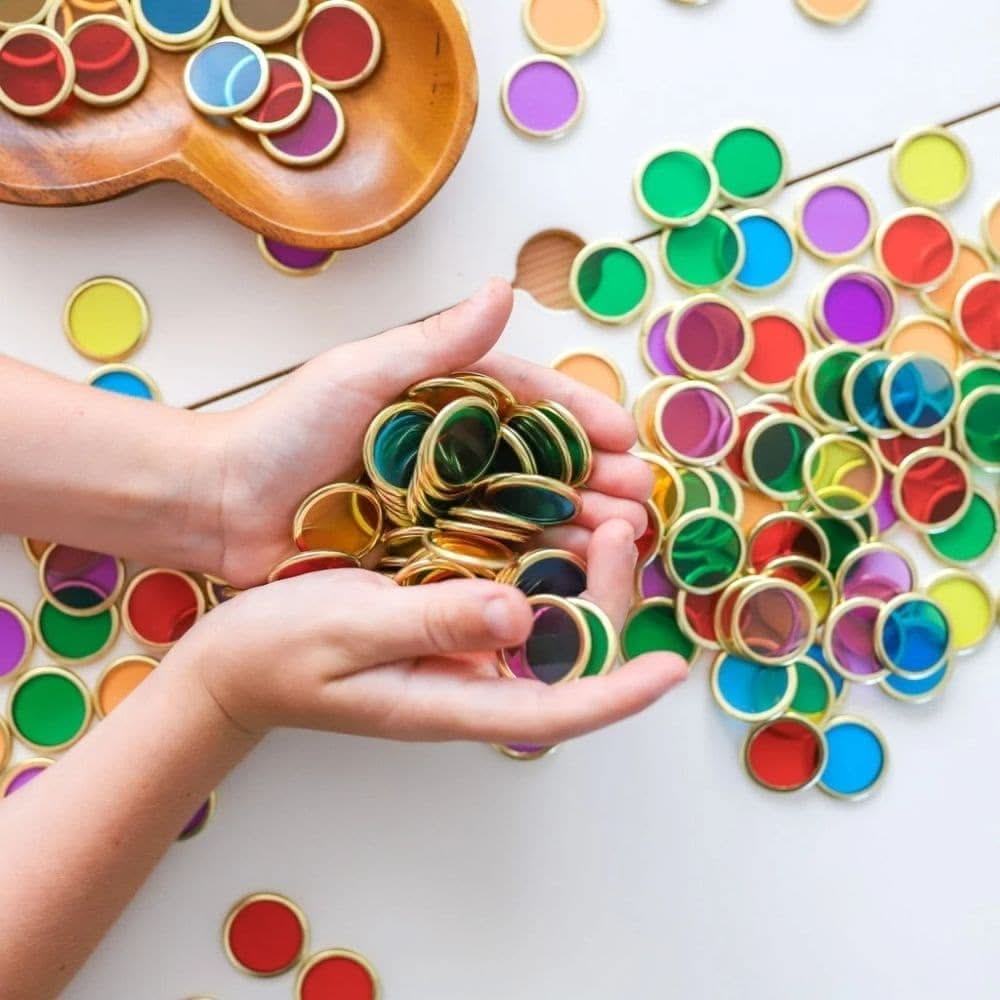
[484, 594, 524, 645]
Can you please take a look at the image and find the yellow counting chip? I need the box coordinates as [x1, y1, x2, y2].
[891, 128, 971, 208]
[925, 572, 994, 654]
[64, 277, 149, 361]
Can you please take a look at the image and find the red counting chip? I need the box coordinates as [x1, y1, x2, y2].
[236, 53, 311, 133]
[725, 407, 771, 483]
[297, 949, 380, 1000]
[0, 25, 74, 116]
[956, 274, 1000, 356]
[894, 449, 971, 531]
[747, 513, 825, 570]
[743, 312, 808, 390]
[677, 589, 720, 646]
[267, 550, 359, 583]
[875, 428, 948, 471]
[744, 716, 827, 792]
[876, 209, 958, 290]
[224, 893, 308, 976]
[122, 569, 205, 647]
[298, 0, 381, 90]
[67, 16, 147, 106]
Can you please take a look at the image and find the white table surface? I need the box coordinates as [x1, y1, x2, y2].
[0, 1, 997, 997]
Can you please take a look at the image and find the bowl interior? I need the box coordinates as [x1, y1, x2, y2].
[0, 0, 477, 248]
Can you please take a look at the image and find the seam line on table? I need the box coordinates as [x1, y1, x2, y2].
[189, 98, 1000, 412]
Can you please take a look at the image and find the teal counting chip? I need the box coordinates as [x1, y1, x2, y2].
[819, 717, 888, 801]
[368, 405, 433, 489]
[877, 594, 951, 680]
[184, 36, 269, 117]
[135, 0, 219, 40]
[710, 652, 795, 722]
[734, 211, 797, 292]
[845, 354, 893, 434]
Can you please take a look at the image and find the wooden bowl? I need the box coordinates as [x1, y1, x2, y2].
[0, 0, 477, 248]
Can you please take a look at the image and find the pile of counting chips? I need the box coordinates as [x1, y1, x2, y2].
[0, 8, 151, 117]
[221, 890, 380, 998]
[271, 371, 624, 761]
[182, 0, 382, 168]
[561, 120, 999, 801]
[0, 539, 221, 831]
[0, 1, 381, 171]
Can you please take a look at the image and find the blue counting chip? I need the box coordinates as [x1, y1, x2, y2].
[820, 719, 886, 799]
[849, 356, 892, 431]
[886, 356, 956, 431]
[881, 661, 950, 702]
[880, 597, 950, 678]
[712, 652, 792, 720]
[186, 38, 267, 116]
[137, 0, 215, 36]
[90, 369, 156, 401]
[735, 213, 795, 291]
[807, 642, 844, 698]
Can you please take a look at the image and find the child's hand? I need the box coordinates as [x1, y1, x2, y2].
[206, 279, 652, 587]
[177, 519, 686, 743]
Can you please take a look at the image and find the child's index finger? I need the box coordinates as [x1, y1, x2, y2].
[473, 351, 638, 452]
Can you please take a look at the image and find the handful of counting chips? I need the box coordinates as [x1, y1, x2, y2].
[272, 371, 622, 761]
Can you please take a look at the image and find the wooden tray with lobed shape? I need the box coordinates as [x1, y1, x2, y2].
[0, 0, 477, 248]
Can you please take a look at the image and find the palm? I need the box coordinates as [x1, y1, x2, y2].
[213, 281, 650, 588]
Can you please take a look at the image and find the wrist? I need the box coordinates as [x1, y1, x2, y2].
[147, 407, 232, 580]
[163, 621, 268, 750]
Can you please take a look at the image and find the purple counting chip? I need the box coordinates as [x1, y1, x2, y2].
[260, 237, 336, 274]
[262, 86, 344, 164]
[3, 762, 49, 797]
[841, 547, 914, 602]
[42, 546, 122, 612]
[642, 308, 680, 376]
[503, 56, 582, 137]
[639, 554, 678, 600]
[828, 602, 883, 680]
[178, 796, 213, 840]
[0, 605, 29, 679]
[873, 480, 899, 534]
[818, 271, 895, 346]
[800, 184, 874, 258]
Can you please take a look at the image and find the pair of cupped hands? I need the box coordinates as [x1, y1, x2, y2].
[182, 279, 686, 747]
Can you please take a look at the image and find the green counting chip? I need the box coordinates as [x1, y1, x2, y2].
[571, 241, 652, 323]
[712, 125, 787, 204]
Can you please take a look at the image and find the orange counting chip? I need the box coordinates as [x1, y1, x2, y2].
[921, 242, 989, 317]
[552, 350, 625, 403]
[95, 655, 157, 717]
